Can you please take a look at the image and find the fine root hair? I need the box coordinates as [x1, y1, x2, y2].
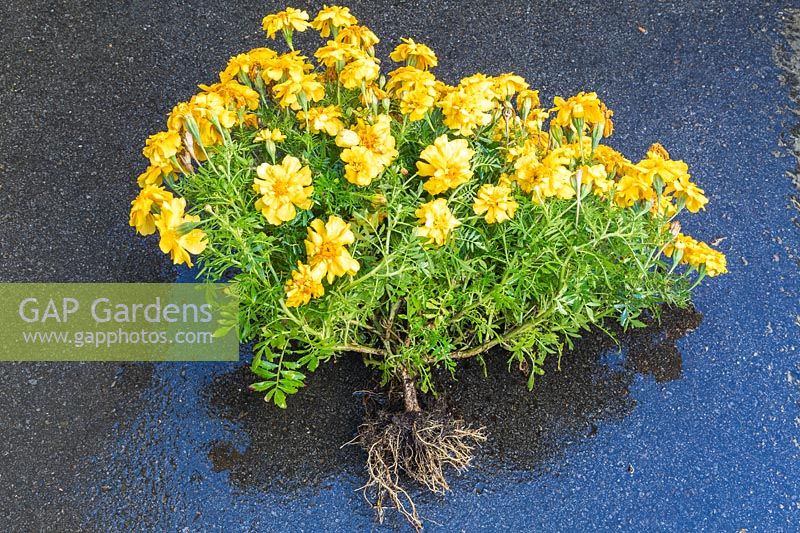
[353, 408, 486, 530]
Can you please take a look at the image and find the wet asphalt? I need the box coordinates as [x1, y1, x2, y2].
[1, 0, 799, 531]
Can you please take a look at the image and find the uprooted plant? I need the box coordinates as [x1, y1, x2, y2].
[129, 5, 727, 529]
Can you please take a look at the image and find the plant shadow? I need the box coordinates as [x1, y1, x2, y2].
[204, 305, 702, 489]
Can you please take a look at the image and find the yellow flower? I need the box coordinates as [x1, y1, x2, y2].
[339, 57, 380, 89]
[272, 73, 325, 109]
[577, 164, 613, 196]
[284, 261, 326, 307]
[335, 25, 379, 52]
[261, 51, 313, 83]
[219, 48, 278, 82]
[516, 89, 540, 113]
[253, 156, 314, 225]
[305, 216, 360, 283]
[667, 175, 708, 213]
[415, 198, 460, 246]
[262, 8, 310, 39]
[615, 172, 654, 208]
[389, 38, 438, 70]
[437, 75, 497, 136]
[154, 197, 207, 268]
[199, 80, 260, 111]
[514, 146, 574, 201]
[341, 146, 383, 186]
[551, 92, 612, 136]
[491, 73, 528, 100]
[664, 233, 727, 277]
[416, 134, 475, 195]
[297, 105, 344, 136]
[339, 115, 398, 168]
[386, 67, 438, 121]
[219, 53, 252, 83]
[136, 165, 165, 188]
[314, 40, 362, 69]
[335, 128, 361, 148]
[143, 131, 181, 169]
[311, 5, 357, 38]
[636, 144, 691, 186]
[130, 185, 174, 236]
[473, 184, 518, 224]
[593, 145, 631, 176]
[254, 128, 286, 143]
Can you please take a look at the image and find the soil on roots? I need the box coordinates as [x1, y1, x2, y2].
[356, 400, 487, 530]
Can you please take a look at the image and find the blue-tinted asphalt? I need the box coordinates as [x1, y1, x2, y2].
[3, 0, 799, 531]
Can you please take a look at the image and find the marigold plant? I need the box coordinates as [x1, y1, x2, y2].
[130, 6, 726, 529]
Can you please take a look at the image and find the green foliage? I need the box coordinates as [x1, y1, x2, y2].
[173, 101, 694, 408]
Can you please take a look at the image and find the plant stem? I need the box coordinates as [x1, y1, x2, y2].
[401, 367, 421, 413]
[447, 318, 540, 361]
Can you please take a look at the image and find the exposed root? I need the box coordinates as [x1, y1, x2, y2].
[356, 406, 487, 530]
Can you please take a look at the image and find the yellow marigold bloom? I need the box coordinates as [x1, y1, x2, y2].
[593, 145, 631, 176]
[335, 25, 379, 52]
[647, 142, 670, 160]
[335, 128, 360, 148]
[551, 92, 612, 136]
[262, 8, 310, 39]
[615, 172, 655, 208]
[284, 261, 326, 307]
[262, 51, 313, 83]
[339, 57, 380, 89]
[297, 105, 344, 136]
[255, 128, 286, 143]
[253, 156, 314, 225]
[272, 73, 325, 110]
[199, 80, 260, 111]
[473, 184, 518, 224]
[219, 48, 278, 82]
[143, 131, 181, 169]
[155, 197, 207, 268]
[387, 67, 438, 121]
[414, 198, 460, 246]
[248, 47, 281, 67]
[636, 144, 691, 186]
[314, 40, 362, 69]
[220, 53, 252, 83]
[311, 5, 357, 38]
[389, 38, 438, 70]
[137, 165, 165, 188]
[130, 185, 173, 236]
[516, 89, 540, 112]
[386, 66, 428, 93]
[664, 233, 727, 277]
[343, 114, 398, 168]
[191, 91, 238, 129]
[498, 173, 515, 186]
[524, 109, 550, 133]
[576, 164, 613, 196]
[305, 216, 360, 283]
[341, 146, 383, 186]
[416, 134, 475, 195]
[437, 75, 497, 136]
[359, 83, 388, 108]
[515, 146, 574, 201]
[491, 73, 528, 100]
[652, 196, 678, 217]
[667, 175, 708, 213]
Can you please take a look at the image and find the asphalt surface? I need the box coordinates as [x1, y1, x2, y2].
[1, 0, 799, 531]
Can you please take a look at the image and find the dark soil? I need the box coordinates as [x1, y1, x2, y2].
[204, 305, 702, 490]
[442, 305, 703, 471]
[205, 356, 375, 490]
